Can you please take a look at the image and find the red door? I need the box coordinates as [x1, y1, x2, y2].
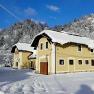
[40, 62, 48, 75]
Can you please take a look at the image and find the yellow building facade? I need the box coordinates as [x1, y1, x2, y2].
[11, 43, 35, 69]
[31, 30, 94, 75]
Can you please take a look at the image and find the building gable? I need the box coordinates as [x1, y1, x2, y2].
[31, 30, 94, 49]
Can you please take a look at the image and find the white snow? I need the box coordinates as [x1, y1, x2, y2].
[32, 30, 94, 49]
[13, 43, 34, 52]
[0, 67, 94, 94]
[29, 50, 36, 59]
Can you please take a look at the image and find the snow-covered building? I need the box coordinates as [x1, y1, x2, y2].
[11, 43, 36, 69]
[31, 30, 94, 75]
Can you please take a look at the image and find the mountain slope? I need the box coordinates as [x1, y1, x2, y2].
[0, 19, 48, 50]
[53, 14, 94, 39]
[0, 19, 48, 65]
[1, 14, 94, 65]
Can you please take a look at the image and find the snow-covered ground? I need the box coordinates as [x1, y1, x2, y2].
[0, 67, 94, 94]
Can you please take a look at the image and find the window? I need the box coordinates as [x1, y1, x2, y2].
[78, 44, 81, 51]
[85, 60, 89, 64]
[69, 60, 74, 65]
[34, 47, 36, 50]
[78, 60, 82, 65]
[40, 43, 43, 50]
[59, 60, 64, 65]
[91, 49, 93, 52]
[91, 60, 94, 66]
[46, 42, 48, 49]
[16, 62, 18, 67]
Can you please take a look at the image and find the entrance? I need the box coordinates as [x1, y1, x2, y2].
[40, 62, 48, 75]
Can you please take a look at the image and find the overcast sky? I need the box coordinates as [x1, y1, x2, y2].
[0, 0, 94, 28]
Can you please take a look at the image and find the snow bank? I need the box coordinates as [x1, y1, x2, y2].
[0, 68, 94, 94]
[0, 91, 4, 94]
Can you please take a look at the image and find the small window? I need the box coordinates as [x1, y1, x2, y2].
[78, 60, 82, 65]
[85, 60, 89, 64]
[69, 60, 74, 65]
[59, 60, 64, 65]
[46, 42, 48, 49]
[34, 47, 36, 50]
[16, 62, 18, 67]
[91, 49, 93, 52]
[91, 60, 94, 66]
[40, 43, 43, 50]
[78, 44, 81, 51]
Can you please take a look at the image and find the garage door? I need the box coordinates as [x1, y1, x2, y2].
[40, 62, 48, 75]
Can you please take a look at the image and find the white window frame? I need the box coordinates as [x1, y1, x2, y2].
[59, 59, 64, 65]
[78, 59, 83, 65]
[84, 59, 89, 65]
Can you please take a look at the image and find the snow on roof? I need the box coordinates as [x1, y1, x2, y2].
[32, 30, 94, 49]
[13, 43, 34, 52]
[29, 54, 36, 59]
[28, 50, 36, 59]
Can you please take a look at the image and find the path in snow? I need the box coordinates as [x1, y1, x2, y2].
[36, 75, 67, 94]
[36, 73, 94, 94]
[0, 68, 94, 94]
[0, 67, 46, 94]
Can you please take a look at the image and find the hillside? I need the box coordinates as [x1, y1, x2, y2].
[53, 14, 94, 39]
[0, 19, 48, 50]
[0, 19, 48, 65]
[1, 14, 94, 65]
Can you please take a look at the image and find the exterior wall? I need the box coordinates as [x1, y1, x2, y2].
[19, 52, 31, 69]
[12, 48, 19, 68]
[36, 37, 52, 74]
[29, 58, 36, 69]
[12, 48, 32, 69]
[56, 43, 94, 73]
[36, 36, 94, 74]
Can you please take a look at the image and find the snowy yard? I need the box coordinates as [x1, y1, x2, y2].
[0, 68, 94, 94]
